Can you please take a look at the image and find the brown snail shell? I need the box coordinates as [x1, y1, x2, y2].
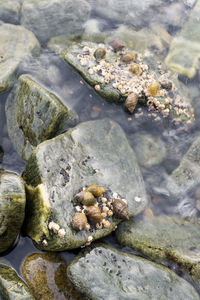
[75, 190, 96, 206]
[121, 52, 137, 63]
[85, 205, 103, 224]
[87, 185, 106, 197]
[129, 64, 142, 75]
[94, 48, 106, 61]
[112, 198, 129, 220]
[149, 82, 159, 96]
[72, 213, 88, 231]
[109, 39, 125, 52]
[125, 93, 138, 114]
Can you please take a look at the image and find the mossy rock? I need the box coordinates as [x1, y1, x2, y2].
[116, 216, 200, 292]
[0, 23, 40, 94]
[5, 74, 78, 161]
[67, 244, 200, 300]
[23, 118, 147, 251]
[0, 264, 35, 300]
[0, 170, 26, 253]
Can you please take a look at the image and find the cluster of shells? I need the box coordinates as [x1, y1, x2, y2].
[76, 40, 194, 126]
[71, 185, 129, 232]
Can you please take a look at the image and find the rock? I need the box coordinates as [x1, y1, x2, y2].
[0, 170, 26, 253]
[67, 244, 200, 300]
[21, 0, 91, 44]
[0, 264, 35, 300]
[22, 252, 75, 300]
[23, 118, 147, 251]
[165, 0, 200, 78]
[129, 132, 166, 169]
[63, 41, 194, 128]
[116, 216, 200, 292]
[5, 74, 78, 161]
[0, 146, 3, 163]
[0, 23, 40, 94]
[0, 0, 21, 24]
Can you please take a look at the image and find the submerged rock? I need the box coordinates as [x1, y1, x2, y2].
[0, 0, 21, 24]
[116, 216, 200, 291]
[21, 0, 91, 43]
[0, 170, 26, 253]
[23, 118, 147, 251]
[0, 264, 35, 300]
[165, 0, 200, 78]
[0, 24, 40, 94]
[22, 252, 75, 300]
[5, 74, 78, 161]
[67, 244, 199, 300]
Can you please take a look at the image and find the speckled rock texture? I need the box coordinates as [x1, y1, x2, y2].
[0, 0, 21, 24]
[0, 171, 26, 253]
[5, 74, 78, 161]
[116, 216, 200, 292]
[21, 0, 91, 43]
[23, 118, 147, 251]
[165, 0, 200, 78]
[67, 244, 200, 300]
[0, 23, 40, 94]
[0, 264, 35, 300]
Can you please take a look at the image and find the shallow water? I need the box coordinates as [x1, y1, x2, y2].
[0, 0, 200, 298]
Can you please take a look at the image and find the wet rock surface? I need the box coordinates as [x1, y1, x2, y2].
[116, 216, 200, 291]
[0, 0, 21, 24]
[5, 74, 78, 161]
[21, 0, 91, 43]
[22, 118, 147, 251]
[67, 244, 200, 300]
[0, 170, 26, 253]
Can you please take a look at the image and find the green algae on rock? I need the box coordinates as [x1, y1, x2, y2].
[63, 41, 194, 127]
[116, 216, 200, 292]
[5, 74, 78, 161]
[0, 171, 26, 253]
[0, 23, 40, 94]
[21, 252, 76, 300]
[21, 0, 91, 43]
[0, 0, 21, 24]
[67, 244, 200, 300]
[23, 118, 147, 251]
[165, 0, 200, 78]
[0, 264, 35, 300]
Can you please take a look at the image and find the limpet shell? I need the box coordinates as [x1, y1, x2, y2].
[109, 39, 125, 52]
[121, 52, 137, 63]
[149, 82, 159, 96]
[94, 48, 106, 61]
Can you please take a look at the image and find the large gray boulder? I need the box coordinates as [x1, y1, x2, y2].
[67, 244, 200, 300]
[21, 0, 91, 43]
[0, 0, 21, 24]
[5, 74, 78, 161]
[23, 118, 147, 251]
[0, 171, 26, 254]
[0, 23, 40, 94]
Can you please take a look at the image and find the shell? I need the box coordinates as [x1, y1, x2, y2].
[72, 213, 88, 231]
[125, 93, 138, 113]
[85, 205, 103, 224]
[112, 198, 129, 220]
[149, 82, 159, 96]
[87, 185, 106, 197]
[159, 79, 172, 90]
[94, 48, 106, 61]
[121, 52, 137, 63]
[75, 190, 96, 206]
[129, 64, 142, 75]
[109, 39, 125, 52]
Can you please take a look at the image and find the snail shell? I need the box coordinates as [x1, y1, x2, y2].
[75, 190, 96, 206]
[109, 39, 125, 52]
[72, 213, 88, 231]
[129, 64, 142, 75]
[159, 79, 172, 90]
[94, 48, 106, 61]
[121, 52, 137, 63]
[85, 205, 103, 224]
[149, 82, 159, 96]
[112, 198, 129, 220]
[87, 185, 106, 197]
[125, 93, 138, 113]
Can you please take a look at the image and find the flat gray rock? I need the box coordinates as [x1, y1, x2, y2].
[0, 0, 21, 24]
[0, 170, 26, 254]
[5, 74, 78, 161]
[23, 118, 147, 251]
[116, 216, 200, 291]
[67, 244, 200, 300]
[21, 0, 91, 43]
[0, 23, 40, 94]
